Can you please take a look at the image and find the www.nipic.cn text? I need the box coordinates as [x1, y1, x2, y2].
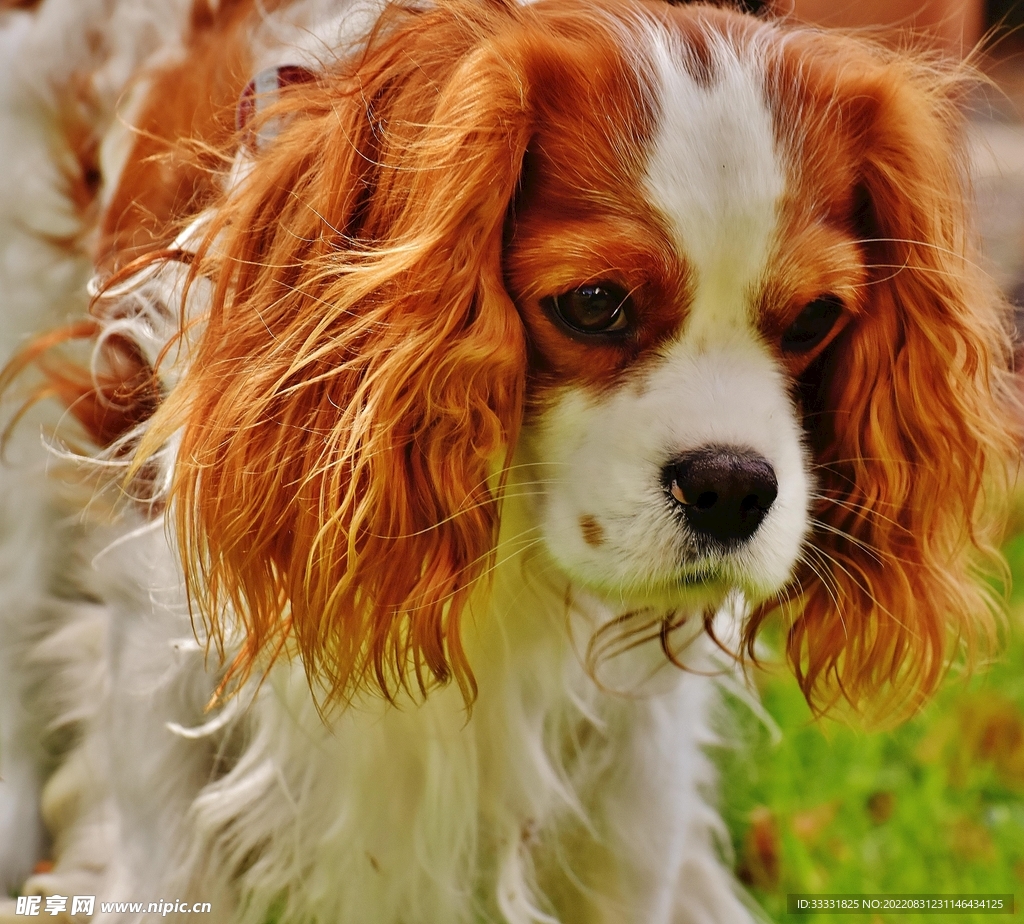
[15, 896, 213, 916]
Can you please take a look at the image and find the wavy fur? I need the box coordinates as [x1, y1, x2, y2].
[747, 32, 1017, 720]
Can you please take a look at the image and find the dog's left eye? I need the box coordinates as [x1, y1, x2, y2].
[544, 283, 632, 335]
[780, 294, 844, 353]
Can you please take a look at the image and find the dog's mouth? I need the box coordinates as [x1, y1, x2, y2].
[672, 548, 733, 586]
[675, 568, 721, 588]
[617, 563, 732, 611]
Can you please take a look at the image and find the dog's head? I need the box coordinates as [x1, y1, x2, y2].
[78, 0, 1014, 714]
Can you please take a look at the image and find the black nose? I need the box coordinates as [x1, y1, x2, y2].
[663, 447, 778, 546]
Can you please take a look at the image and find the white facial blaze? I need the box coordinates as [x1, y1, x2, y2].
[523, 24, 809, 615]
[644, 28, 785, 341]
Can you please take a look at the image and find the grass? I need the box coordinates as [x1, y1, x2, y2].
[716, 533, 1024, 922]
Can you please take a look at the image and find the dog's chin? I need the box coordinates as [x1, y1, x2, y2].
[556, 564, 737, 620]
[546, 539, 795, 617]
[561, 570, 749, 693]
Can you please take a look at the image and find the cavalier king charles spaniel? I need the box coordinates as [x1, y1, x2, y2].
[0, 0, 1016, 921]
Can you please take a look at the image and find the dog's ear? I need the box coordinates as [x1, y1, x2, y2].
[138, 1, 537, 705]
[752, 42, 1018, 720]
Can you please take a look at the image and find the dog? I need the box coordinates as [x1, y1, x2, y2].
[0, 0, 1016, 921]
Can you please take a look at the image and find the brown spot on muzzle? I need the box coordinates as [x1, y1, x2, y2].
[579, 514, 606, 548]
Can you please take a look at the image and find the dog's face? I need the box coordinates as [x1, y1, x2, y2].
[100, 0, 1012, 714]
[505, 16, 812, 613]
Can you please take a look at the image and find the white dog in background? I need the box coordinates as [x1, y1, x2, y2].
[0, 0, 1015, 921]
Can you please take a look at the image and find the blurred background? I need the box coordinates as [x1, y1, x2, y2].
[717, 2, 1024, 921]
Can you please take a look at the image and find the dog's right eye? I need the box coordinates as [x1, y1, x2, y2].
[544, 283, 632, 335]
[780, 294, 844, 353]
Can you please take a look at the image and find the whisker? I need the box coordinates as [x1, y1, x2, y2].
[807, 516, 890, 564]
[797, 547, 843, 615]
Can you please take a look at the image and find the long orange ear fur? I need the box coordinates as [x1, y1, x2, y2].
[747, 37, 1019, 722]
[132, 0, 541, 705]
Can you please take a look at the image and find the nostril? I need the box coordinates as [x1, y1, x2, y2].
[740, 476, 778, 514]
[664, 447, 778, 546]
[669, 482, 724, 510]
[740, 493, 763, 515]
[695, 491, 717, 510]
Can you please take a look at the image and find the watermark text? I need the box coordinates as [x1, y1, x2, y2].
[15, 896, 213, 916]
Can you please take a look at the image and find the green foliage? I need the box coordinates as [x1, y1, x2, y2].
[716, 535, 1024, 922]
